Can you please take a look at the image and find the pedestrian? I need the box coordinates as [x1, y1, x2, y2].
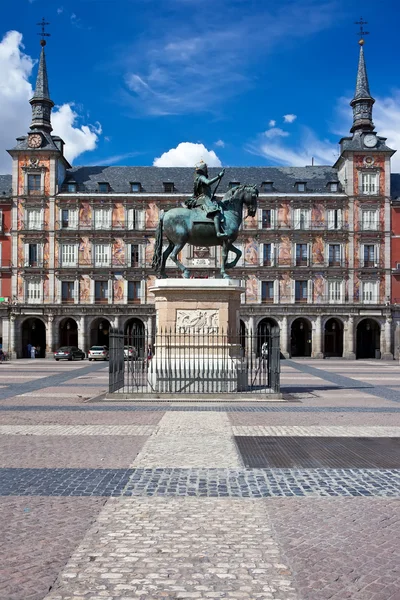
[31, 345, 36, 359]
[0, 349, 4, 363]
[27, 343, 32, 358]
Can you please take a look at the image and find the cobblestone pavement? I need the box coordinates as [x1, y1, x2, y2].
[0, 358, 400, 600]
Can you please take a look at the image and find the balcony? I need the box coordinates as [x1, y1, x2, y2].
[20, 187, 46, 197]
[19, 221, 47, 232]
[357, 221, 382, 233]
[361, 260, 379, 268]
[295, 258, 309, 267]
[56, 258, 145, 269]
[20, 260, 48, 269]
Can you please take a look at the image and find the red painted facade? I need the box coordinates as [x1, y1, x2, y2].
[0, 199, 12, 301]
[391, 203, 400, 304]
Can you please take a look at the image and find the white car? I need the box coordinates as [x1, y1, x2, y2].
[88, 345, 109, 361]
[124, 346, 138, 360]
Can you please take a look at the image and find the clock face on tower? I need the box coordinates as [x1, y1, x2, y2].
[364, 134, 377, 148]
[28, 133, 42, 149]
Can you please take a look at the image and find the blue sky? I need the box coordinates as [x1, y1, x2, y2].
[0, 0, 399, 172]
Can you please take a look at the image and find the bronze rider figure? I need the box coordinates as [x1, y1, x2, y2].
[185, 161, 227, 238]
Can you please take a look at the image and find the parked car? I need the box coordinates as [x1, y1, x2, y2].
[124, 346, 138, 360]
[88, 345, 109, 361]
[54, 346, 85, 361]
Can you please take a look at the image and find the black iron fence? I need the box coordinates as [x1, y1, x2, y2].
[109, 326, 280, 396]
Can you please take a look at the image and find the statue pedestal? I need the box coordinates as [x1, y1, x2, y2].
[149, 279, 247, 393]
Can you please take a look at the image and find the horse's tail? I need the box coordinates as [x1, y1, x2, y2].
[152, 210, 164, 274]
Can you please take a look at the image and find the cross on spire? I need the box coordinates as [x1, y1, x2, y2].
[37, 17, 50, 47]
[355, 17, 369, 45]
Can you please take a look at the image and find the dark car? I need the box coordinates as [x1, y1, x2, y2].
[54, 346, 85, 361]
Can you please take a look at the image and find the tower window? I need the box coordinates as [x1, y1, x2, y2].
[360, 172, 378, 195]
[163, 182, 174, 193]
[27, 174, 41, 194]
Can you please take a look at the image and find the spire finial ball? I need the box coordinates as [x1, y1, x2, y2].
[40, 39, 46, 47]
[359, 38, 364, 46]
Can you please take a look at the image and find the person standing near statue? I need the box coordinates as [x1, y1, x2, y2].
[185, 161, 227, 238]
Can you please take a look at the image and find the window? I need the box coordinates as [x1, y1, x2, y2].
[95, 280, 109, 303]
[295, 243, 309, 266]
[362, 281, 378, 304]
[362, 244, 378, 268]
[67, 183, 77, 193]
[26, 208, 43, 230]
[329, 182, 339, 192]
[261, 209, 275, 229]
[98, 182, 109, 193]
[361, 210, 378, 231]
[27, 174, 41, 194]
[61, 244, 77, 267]
[94, 208, 111, 230]
[163, 182, 174, 193]
[360, 172, 378, 195]
[295, 280, 308, 303]
[293, 208, 310, 229]
[296, 182, 306, 192]
[128, 281, 141, 304]
[94, 244, 111, 267]
[126, 208, 145, 230]
[262, 182, 273, 192]
[327, 208, 342, 230]
[328, 280, 342, 303]
[24, 243, 42, 267]
[130, 182, 141, 192]
[261, 281, 274, 303]
[229, 181, 240, 189]
[130, 244, 140, 267]
[61, 281, 75, 303]
[262, 243, 274, 267]
[61, 208, 78, 229]
[328, 244, 342, 267]
[26, 280, 42, 303]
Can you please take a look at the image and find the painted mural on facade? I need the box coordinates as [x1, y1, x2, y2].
[112, 239, 125, 266]
[80, 275, 91, 303]
[79, 202, 91, 227]
[313, 274, 324, 303]
[279, 272, 292, 303]
[113, 278, 124, 303]
[79, 237, 91, 265]
[145, 237, 155, 267]
[278, 202, 290, 227]
[112, 203, 125, 228]
[244, 238, 258, 265]
[246, 276, 258, 303]
[146, 202, 159, 229]
[279, 236, 291, 266]
[313, 237, 324, 265]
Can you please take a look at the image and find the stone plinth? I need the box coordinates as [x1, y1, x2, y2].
[149, 279, 246, 393]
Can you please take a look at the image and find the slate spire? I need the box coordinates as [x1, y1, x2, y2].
[29, 39, 54, 132]
[350, 40, 375, 133]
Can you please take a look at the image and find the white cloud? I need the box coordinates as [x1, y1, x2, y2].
[215, 139, 225, 147]
[153, 142, 222, 167]
[264, 127, 289, 139]
[0, 30, 101, 173]
[371, 93, 400, 171]
[283, 114, 297, 123]
[57, 7, 64, 14]
[52, 104, 102, 164]
[268, 120, 276, 127]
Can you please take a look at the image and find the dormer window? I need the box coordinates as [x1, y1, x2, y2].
[262, 181, 273, 192]
[67, 183, 77, 193]
[229, 181, 240, 189]
[296, 182, 306, 192]
[130, 182, 141, 193]
[98, 182, 109, 193]
[163, 182, 174, 193]
[329, 182, 338, 192]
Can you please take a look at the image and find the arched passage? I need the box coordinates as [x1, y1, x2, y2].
[124, 318, 145, 358]
[90, 318, 111, 348]
[239, 319, 246, 352]
[324, 318, 343, 357]
[257, 318, 278, 357]
[290, 318, 311, 357]
[21, 318, 46, 358]
[59, 318, 78, 348]
[356, 319, 381, 359]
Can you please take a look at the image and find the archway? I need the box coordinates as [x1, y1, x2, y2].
[356, 319, 381, 359]
[290, 318, 311, 357]
[21, 318, 46, 358]
[324, 318, 343, 357]
[124, 318, 146, 358]
[257, 317, 279, 357]
[59, 318, 78, 348]
[90, 318, 111, 348]
[239, 319, 246, 352]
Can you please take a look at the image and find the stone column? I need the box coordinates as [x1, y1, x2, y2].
[78, 316, 87, 355]
[382, 317, 393, 360]
[280, 316, 289, 358]
[9, 314, 16, 358]
[247, 315, 256, 355]
[46, 315, 54, 356]
[312, 315, 323, 359]
[344, 315, 356, 359]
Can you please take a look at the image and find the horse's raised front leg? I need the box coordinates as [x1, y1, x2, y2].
[159, 241, 174, 278]
[170, 242, 190, 279]
[220, 240, 231, 279]
[225, 243, 242, 270]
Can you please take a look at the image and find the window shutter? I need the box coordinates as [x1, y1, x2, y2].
[293, 208, 300, 229]
[24, 244, 29, 266]
[138, 244, 145, 267]
[105, 209, 111, 229]
[271, 242, 275, 266]
[70, 209, 78, 229]
[305, 209, 311, 229]
[74, 280, 79, 303]
[291, 279, 295, 303]
[327, 209, 333, 230]
[375, 244, 380, 266]
[137, 210, 145, 230]
[307, 279, 313, 303]
[271, 208, 276, 229]
[339, 244, 343, 266]
[38, 244, 43, 266]
[259, 243, 263, 266]
[307, 243, 311, 266]
[337, 209, 343, 229]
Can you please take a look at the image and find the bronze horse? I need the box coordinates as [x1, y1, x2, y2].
[152, 184, 258, 279]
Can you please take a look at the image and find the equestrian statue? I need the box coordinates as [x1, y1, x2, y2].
[152, 161, 258, 279]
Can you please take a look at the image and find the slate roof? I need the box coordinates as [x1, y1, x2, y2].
[63, 166, 340, 194]
[338, 131, 394, 154]
[0, 175, 12, 197]
[352, 45, 374, 102]
[9, 132, 62, 153]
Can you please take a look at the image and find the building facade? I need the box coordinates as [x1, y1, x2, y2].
[1, 38, 399, 359]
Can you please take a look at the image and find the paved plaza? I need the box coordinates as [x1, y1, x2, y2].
[0, 359, 399, 599]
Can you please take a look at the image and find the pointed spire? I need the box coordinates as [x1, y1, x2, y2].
[350, 40, 375, 134]
[29, 35, 54, 132]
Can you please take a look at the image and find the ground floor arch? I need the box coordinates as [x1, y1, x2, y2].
[257, 317, 279, 357]
[124, 317, 146, 357]
[90, 318, 111, 348]
[59, 318, 78, 348]
[290, 318, 312, 357]
[356, 318, 381, 359]
[21, 317, 46, 358]
[324, 318, 343, 357]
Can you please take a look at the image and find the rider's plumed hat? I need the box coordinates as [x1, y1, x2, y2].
[194, 160, 208, 174]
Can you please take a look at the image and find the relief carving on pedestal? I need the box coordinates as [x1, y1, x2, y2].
[176, 309, 219, 333]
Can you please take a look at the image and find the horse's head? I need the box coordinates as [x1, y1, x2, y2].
[222, 184, 258, 217]
[242, 185, 258, 217]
